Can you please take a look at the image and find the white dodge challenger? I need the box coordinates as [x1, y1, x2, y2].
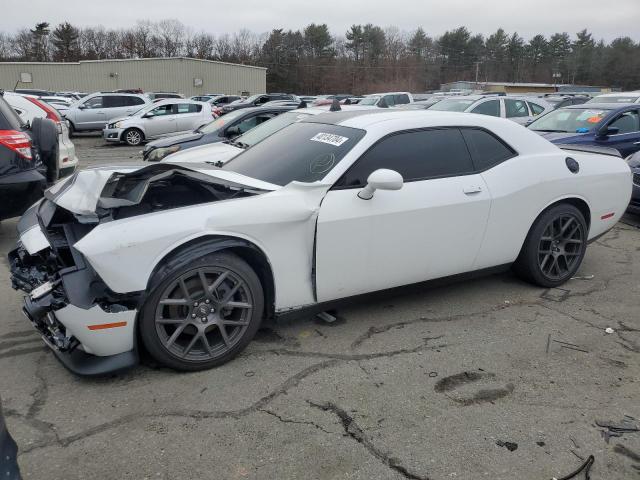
[9, 110, 632, 375]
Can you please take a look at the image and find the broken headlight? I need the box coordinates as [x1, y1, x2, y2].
[148, 145, 181, 162]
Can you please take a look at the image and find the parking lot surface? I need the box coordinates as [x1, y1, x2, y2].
[1, 135, 639, 479]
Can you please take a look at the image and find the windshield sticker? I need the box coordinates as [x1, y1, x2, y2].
[310, 133, 349, 147]
[577, 110, 605, 122]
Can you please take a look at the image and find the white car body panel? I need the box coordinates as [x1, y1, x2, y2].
[13, 110, 632, 361]
[74, 181, 329, 310]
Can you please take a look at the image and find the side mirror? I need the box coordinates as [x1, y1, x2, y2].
[598, 126, 619, 137]
[225, 126, 240, 137]
[358, 169, 403, 200]
[142, 112, 153, 118]
[77, 104, 86, 110]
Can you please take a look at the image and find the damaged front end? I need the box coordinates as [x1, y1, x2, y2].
[9, 163, 269, 375]
[9, 200, 141, 375]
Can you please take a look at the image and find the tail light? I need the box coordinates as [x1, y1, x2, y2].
[0, 130, 33, 159]
[24, 97, 63, 134]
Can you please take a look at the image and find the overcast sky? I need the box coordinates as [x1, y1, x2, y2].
[2, 0, 639, 41]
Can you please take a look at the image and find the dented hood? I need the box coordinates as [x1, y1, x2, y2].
[45, 162, 280, 216]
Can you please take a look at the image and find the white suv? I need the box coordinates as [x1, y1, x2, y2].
[103, 99, 214, 146]
[5, 92, 78, 181]
[64, 93, 150, 134]
[429, 95, 552, 125]
[358, 92, 414, 108]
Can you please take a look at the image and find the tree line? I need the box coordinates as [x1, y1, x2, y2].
[1, 20, 638, 93]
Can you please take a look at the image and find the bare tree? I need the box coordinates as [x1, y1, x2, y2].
[155, 19, 185, 57]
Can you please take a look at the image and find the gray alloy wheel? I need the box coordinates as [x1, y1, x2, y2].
[154, 267, 253, 361]
[124, 128, 143, 146]
[140, 251, 264, 371]
[514, 203, 587, 288]
[537, 213, 585, 281]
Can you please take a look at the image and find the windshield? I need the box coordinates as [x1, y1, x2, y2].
[198, 110, 248, 134]
[528, 108, 609, 133]
[241, 94, 262, 104]
[222, 122, 365, 185]
[428, 98, 477, 112]
[234, 111, 312, 147]
[358, 96, 380, 106]
[588, 95, 640, 104]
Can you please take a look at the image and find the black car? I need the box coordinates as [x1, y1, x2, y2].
[627, 150, 640, 215]
[0, 92, 49, 221]
[221, 93, 297, 114]
[143, 105, 297, 161]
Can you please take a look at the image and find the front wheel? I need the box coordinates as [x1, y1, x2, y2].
[514, 204, 588, 288]
[140, 252, 264, 371]
[123, 128, 144, 146]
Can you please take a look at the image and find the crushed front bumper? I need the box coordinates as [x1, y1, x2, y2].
[9, 200, 140, 376]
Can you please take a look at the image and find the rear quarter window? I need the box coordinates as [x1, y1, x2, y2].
[461, 128, 516, 171]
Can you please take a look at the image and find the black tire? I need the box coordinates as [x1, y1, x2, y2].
[67, 121, 75, 137]
[140, 251, 264, 371]
[514, 203, 588, 288]
[123, 128, 144, 146]
[30, 117, 59, 183]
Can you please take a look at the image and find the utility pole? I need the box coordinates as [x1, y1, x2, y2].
[475, 62, 480, 83]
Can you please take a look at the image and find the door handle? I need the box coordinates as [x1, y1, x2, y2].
[463, 186, 483, 194]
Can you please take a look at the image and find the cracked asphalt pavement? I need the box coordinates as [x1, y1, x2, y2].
[0, 135, 639, 479]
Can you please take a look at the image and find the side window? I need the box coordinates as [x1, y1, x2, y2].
[394, 94, 410, 105]
[103, 96, 128, 108]
[177, 103, 202, 114]
[471, 100, 500, 117]
[609, 111, 640, 134]
[461, 128, 516, 171]
[83, 96, 104, 109]
[528, 102, 546, 116]
[150, 104, 174, 116]
[336, 128, 474, 188]
[233, 116, 260, 134]
[126, 97, 144, 107]
[505, 99, 529, 118]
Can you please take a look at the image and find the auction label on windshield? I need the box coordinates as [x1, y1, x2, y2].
[310, 133, 349, 147]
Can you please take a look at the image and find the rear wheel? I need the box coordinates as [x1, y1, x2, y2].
[123, 128, 144, 146]
[140, 251, 264, 371]
[514, 204, 587, 287]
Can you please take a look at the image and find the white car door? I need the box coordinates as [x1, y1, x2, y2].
[315, 128, 491, 302]
[143, 104, 177, 138]
[504, 98, 532, 125]
[175, 103, 204, 132]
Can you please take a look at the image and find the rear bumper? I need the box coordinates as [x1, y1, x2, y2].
[0, 169, 46, 221]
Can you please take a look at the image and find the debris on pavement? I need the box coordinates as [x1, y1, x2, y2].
[605, 327, 615, 334]
[595, 415, 639, 443]
[570, 275, 595, 280]
[552, 454, 594, 480]
[495, 440, 518, 451]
